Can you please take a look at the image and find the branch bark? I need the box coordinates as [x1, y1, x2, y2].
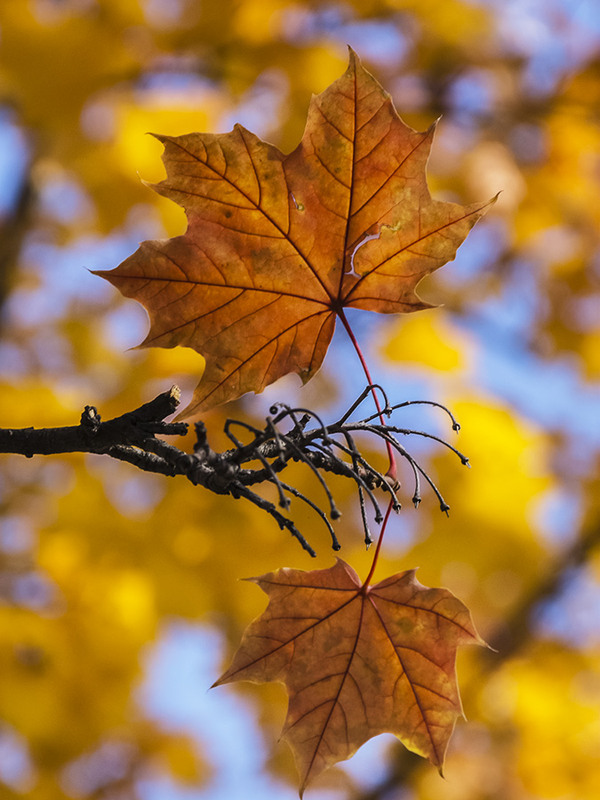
[0, 385, 466, 557]
[0, 385, 185, 457]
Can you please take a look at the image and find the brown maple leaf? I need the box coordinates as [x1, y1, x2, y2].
[213, 558, 485, 795]
[95, 50, 492, 417]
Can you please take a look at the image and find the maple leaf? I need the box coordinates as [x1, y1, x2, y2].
[213, 558, 485, 795]
[95, 50, 492, 417]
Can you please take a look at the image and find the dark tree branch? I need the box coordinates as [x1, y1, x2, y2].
[0, 384, 466, 554]
[0, 171, 36, 319]
[0, 385, 185, 457]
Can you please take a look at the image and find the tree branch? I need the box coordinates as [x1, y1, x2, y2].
[0, 385, 186, 457]
[0, 171, 36, 319]
[0, 385, 465, 555]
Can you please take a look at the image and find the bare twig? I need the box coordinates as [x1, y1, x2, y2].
[0, 385, 467, 553]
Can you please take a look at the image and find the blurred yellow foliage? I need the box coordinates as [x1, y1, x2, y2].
[381, 312, 470, 371]
[507, 648, 600, 799]
[0, 382, 80, 427]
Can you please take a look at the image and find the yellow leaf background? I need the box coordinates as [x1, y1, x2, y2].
[0, 1, 598, 799]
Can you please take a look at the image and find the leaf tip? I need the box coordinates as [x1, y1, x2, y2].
[428, 115, 442, 134]
[148, 131, 168, 143]
[346, 44, 360, 64]
[210, 669, 231, 689]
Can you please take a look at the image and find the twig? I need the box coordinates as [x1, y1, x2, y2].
[0, 385, 466, 553]
[0, 386, 184, 457]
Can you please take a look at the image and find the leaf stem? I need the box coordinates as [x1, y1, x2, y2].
[336, 309, 397, 482]
[361, 498, 394, 588]
[337, 309, 398, 583]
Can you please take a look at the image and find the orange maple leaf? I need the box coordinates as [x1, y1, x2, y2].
[214, 558, 485, 795]
[95, 50, 492, 417]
